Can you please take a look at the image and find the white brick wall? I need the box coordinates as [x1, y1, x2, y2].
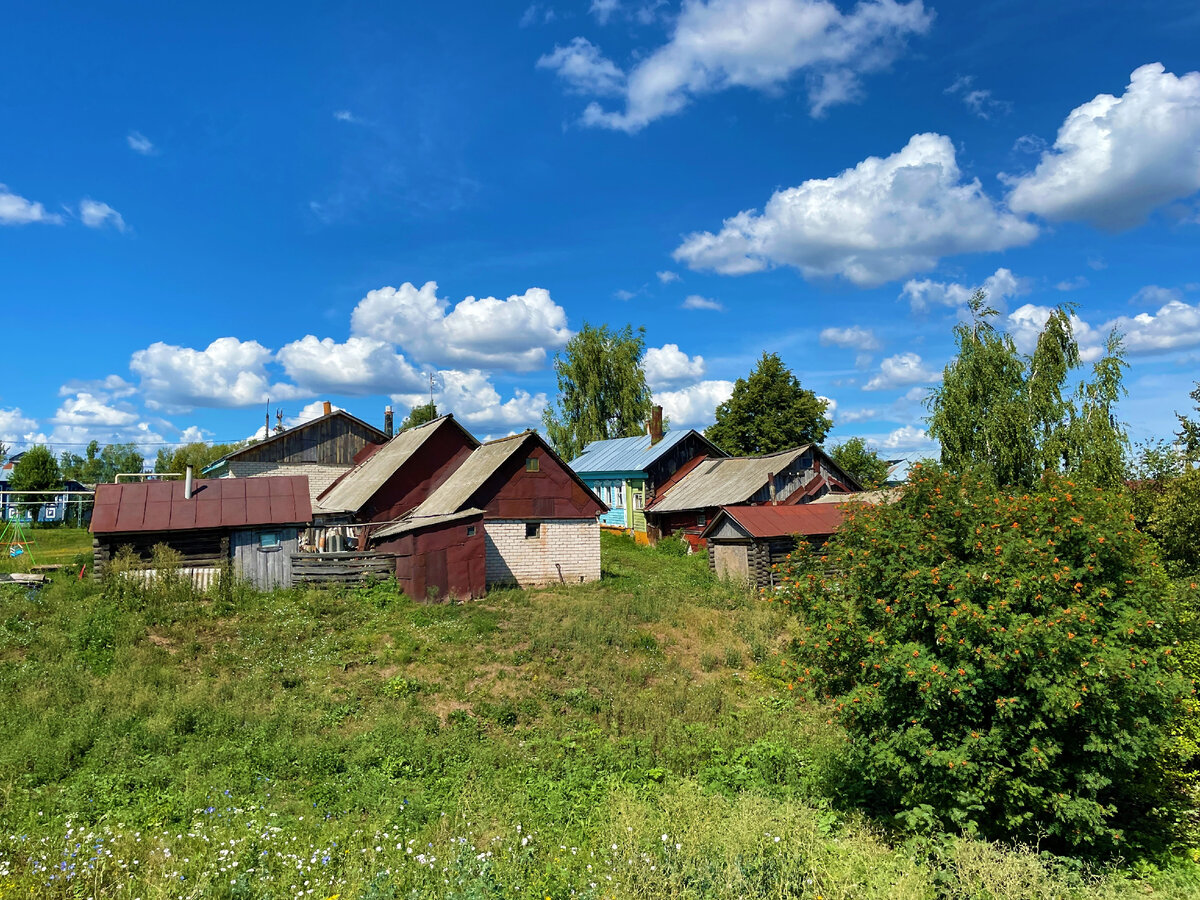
[484, 519, 601, 587]
[227, 461, 349, 504]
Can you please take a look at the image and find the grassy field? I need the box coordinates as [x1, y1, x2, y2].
[0, 525, 92, 572]
[0, 532, 1196, 899]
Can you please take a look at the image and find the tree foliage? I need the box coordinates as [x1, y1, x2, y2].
[774, 466, 1189, 850]
[1176, 382, 1200, 464]
[542, 323, 653, 461]
[705, 352, 831, 456]
[154, 441, 246, 476]
[400, 403, 438, 432]
[829, 437, 890, 488]
[60, 441, 144, 484]
[927, 292, 1128, 488]
[10, 446, 62, 516]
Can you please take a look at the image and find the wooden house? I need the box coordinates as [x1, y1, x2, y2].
[203, 403, 388, 504]
[569, 407, 726, 541]
[366, 430, 606, 598]
[90, 475, 313, 589]
[644, 444, 860, 548]
[700, 503, 847, 588]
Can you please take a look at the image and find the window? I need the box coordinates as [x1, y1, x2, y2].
[525, 522, 541, 539]
[259, 531, 280, 549]
[632, 490, 644, 511]
[466, 525, 476, 537]
[696, 513, 706, 526]
[525, 457, 540, 472]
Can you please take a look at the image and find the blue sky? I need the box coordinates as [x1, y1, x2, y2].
[3, 0, 1199, 464]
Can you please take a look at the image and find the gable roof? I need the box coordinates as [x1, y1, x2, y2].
[315, 415, 478, 513]
[569, 429, 726, 475]
[370, 508, 485, 540]
[91, 475, 312, 534]
[203, 409, 387, 472]
[646, 446, 812, 513]
[700, 503, 846, 540]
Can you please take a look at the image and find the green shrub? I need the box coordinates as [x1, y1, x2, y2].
[774, 465, 1192, 851]
[657, 534, 690, 557]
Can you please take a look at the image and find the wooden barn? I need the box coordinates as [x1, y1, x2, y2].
[367, 430, 606, 597]
[700, 503, 847, 589]
[644, 444, 860, 548]
[90, 474, 313, 589]
[203, 403, 388, 504]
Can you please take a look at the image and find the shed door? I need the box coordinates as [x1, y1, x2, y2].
[713, 543, 750, 581]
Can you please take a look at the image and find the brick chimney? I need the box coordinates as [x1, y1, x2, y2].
[648, 405, 664, 446]
[322, 400, 332, 416]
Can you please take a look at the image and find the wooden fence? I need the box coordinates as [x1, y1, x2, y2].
[290, 550, 396, 585]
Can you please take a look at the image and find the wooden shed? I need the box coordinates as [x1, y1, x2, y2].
[700, 503, 847, 589]
[90, 475, 313, 590]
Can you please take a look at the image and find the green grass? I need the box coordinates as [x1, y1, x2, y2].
[0, 525, 91, 572]
[0, 531, 1195, 899]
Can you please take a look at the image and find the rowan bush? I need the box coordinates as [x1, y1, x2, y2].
[773, 465, 1193, 851]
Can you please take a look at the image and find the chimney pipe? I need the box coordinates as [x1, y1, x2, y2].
[184, 465, 194, 500]
[322, 400, 332, 416]
[649, 405, 664, 446]
[768, 472, 776, 506]
[384, 405, 394, 438]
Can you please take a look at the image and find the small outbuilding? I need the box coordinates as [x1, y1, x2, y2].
[700, 503, 848, 588]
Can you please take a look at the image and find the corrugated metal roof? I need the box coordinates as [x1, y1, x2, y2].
[647, 446, 810, 513]
[409, 432, 532, 516]
[569, 429, 723, 474]
[370, 508, 485, 540]
[315, 416, 477, 513]
[702, 503, 846, 540]
[90, 476, 312, 534]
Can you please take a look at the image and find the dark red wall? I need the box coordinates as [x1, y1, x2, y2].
[379, 514, 486, 601]
[474, 441, 604, 520]
[363, 424, 476, 524]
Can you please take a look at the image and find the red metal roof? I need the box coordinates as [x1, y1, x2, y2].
[707, 503, 847, 539]
[90, 476, 313, 534]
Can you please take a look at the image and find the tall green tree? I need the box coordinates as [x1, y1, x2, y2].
[60, 441, 144, 483]
[829, 437, 890, 487]
[542, 323, 653, 461]
[927, 291, 1128, 488]
[10, 445, 61, 518]
[1176, 382, 1200, 463]
[154, 441, 245, 476]
[400, 403, 438, 432]
[705, 352, 831, 456]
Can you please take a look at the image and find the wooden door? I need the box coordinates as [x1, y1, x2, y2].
[713, 542, 750, 581]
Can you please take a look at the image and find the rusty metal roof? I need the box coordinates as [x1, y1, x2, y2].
[408, 432, 533, 516]
[646, 446, 811, 513]
[315, 415, 478, 513]
[370, 508, 485, 540]
[701, 503, 846, 540]
[90, 476, 313, 534]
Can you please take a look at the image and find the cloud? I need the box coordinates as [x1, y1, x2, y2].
[350, 282, 572, 371]
[1131, 285, 1182, 305]
[644, 344, 707, 389]
[879, 424, 930, 450]
[614, 288, 637, 301]
[820, 325, 881, 351]
[590, 0, 621, 23]
[537, 38, 626, 96]
[1110, 299, 1200, 355]
[656, 270, 681, 283]
[333, 110, 361, 123]
[864, 352, 939, 390]
[394, 370, 546, 434]
[52, 392, 139, 428]
[900, 267, 1029, 312]
[79, 199, 127, 232]
[0, 184, 61, 225]
[682, 294, 723, 311]
[945, 75, 1011, 119]
[675, 134, 1038, 287]
[653, 379, 735, 427]
[0, 408, 41, 445]
[126, 131, 155, 154]
[1006, 63, 1200, 230]
[520, 3, 557, 26]
[1005, 304, 1105, 361]
[545, 0, 932, 132]
[130, 337, 296, 411]
[58, 375, 137, 399]
[1056, 276, 1089, 292]
[276, 336, 425, 396]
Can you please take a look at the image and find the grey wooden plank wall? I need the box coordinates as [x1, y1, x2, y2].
[232, 528, 298, 589]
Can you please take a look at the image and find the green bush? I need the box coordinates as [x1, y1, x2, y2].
[774, 465, 1192, 851]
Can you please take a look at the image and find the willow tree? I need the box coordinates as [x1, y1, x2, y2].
[926, 291, 1127, 488]
[542, 323, 653, 461]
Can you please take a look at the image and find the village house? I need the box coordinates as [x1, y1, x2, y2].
[701, 503, 848, 589]
[644, 444, 861, 548]
[203, 402, 389, 504]
[569, 406, 726, 542]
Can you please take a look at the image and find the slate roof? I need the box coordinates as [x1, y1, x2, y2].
[569, 429, 725, 475]
[315, 415, 478, 513]
[408, 432, 534, 517]
[90, 476, 312, 534]
[700, 503, 846, 540]
[370, 508, 485, 540]
[646, 446, 811, 513]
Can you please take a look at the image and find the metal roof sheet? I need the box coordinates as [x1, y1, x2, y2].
[702, 503, 846, 540]
[569, 429, 723, 475]
[646, 446, 811, 513]
[90, 475, 312, 534]
[315, 416, 477, 513]
[370, 508, 485, 540]
[409, 432, 533, 516]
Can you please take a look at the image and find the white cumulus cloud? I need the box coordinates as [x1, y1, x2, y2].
[1006, 63, 1200, 230]
[0, 184, 61, 225]
[656, 270, 681, 284]
[52, 392, 139, 428]
[674, 134, 1038, 287]
[864, 352, 939, 390]
[901, 267, 1029, 312]
[131, 337, 296, 411]
[276, 336, 425, 396]
[394, 370, 546, 434]
[820, 325, 881, 350]
[653, 379, 735, 428]
[644, 344, 707, 389]
[79, 199, 127, 232]
[682, 294, 723, 311]
[0, 408, 41, 445]
[537, 37, 626, 96]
